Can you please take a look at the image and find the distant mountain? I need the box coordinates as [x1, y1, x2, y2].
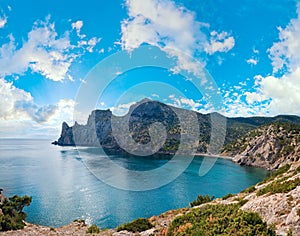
[53, 99, 300, 158]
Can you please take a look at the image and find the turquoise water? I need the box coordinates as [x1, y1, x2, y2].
[0, 139, 269, 228]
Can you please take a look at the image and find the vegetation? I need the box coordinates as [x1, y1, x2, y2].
[116, 218, 153, 232]
[86, 224, 100, 234]
[168, 203, 275, 236]
[73, 219, 86, 226]
[257, 177, 300, 196]
[287, 228, 293, 236]
[260, 164, 291, 184]
[190, 195, 215, 207]
[0, 195, 32, 231]
[222, 121, 300, 163]
[297, 208, 300, 217]
[222, 193, 234, 200]
[241, 185, 256, 193]
[235, 198, 248, 206]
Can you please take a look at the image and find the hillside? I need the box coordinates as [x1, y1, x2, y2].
[223, 122, 300, 170]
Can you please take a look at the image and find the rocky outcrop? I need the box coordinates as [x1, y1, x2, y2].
[223, 122, 300, 170]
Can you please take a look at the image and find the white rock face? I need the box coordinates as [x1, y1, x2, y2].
[241, 175, 300, 235]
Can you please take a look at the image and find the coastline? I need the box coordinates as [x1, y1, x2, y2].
[194, 152, 233, 160]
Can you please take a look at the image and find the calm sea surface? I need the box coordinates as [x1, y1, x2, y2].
[0, 139, 269, 228]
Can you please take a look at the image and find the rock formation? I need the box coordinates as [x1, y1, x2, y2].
[223, 122, 300, 170]
[53, 99, 300, 157]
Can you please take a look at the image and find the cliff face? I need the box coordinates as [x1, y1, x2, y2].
[223, 122, 300, 170]
[54, 100, 212, 153]
[54, 99, 300, 158]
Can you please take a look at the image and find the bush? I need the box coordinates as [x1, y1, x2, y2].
[190, 195, 215, 207]
[241, 185, 256, 193]
[0, 195, 32, 231]
[222, 193, 234, 200]
[257, 178, 300, 196]
[168, 204, 276, 236]
[73, 219, 86, 226]
[117, 218, 153, 232]
[260, 164, 291, 184]
[86, 224, 100, 234]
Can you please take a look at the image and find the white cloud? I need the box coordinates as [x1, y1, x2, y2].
[246, 58, 258, 65]
[219, 3, 300, 117]
[87, 37, 102, 52]
[268, 3, 300, 73]
[0, 78, 75, 137]
[72, 20, 83, 34]
[168, 94, 203, 111]
[120, 0, 234, 79]
[110, 101, 136, 116]
[205, 31, 235, 55]
[0, 16, 101, 81]
[151, 93, 159, 98]
[0, 15, 7, 28]
[0, 78, 32, 120]
[240, 3, 300, 116]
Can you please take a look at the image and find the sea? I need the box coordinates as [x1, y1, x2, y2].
[0, 139, 269, 228]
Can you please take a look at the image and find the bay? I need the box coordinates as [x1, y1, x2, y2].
[0, 139, 269, 228]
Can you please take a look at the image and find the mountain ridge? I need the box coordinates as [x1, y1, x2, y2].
[53, 99, 300, 161]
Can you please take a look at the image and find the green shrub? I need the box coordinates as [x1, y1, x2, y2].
[86, 224, 100, 234]
[73, 219, 86, 225]
[297, 208, 300, 217]
[241, 185, 256, 193]
[237, 198, 249, 206]
[0, 195, 32, 231]
[222, 193, 234, 200]
[260, 164, 291, 184]
[190, 195, 215, 207]
[257, 178, 300, 196]
[168, 204, 275, 236]
[117, 218, 153, 232]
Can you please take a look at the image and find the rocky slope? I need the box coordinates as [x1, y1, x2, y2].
[223, 122, 300, 170]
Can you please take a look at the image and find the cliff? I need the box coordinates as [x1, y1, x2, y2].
[53, 99, 300, 157]
[223, 122, 300, 170]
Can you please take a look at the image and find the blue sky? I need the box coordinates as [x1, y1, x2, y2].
[1, 0, 300, 138]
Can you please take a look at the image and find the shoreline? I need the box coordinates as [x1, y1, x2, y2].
[194, 152, 233, 160]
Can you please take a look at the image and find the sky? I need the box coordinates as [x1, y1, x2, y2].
[1, 0, 300, 138]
